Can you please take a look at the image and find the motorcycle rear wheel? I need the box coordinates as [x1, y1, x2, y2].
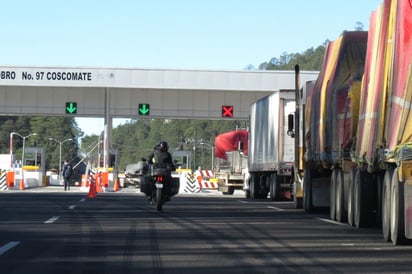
[155, 188, 163, 211]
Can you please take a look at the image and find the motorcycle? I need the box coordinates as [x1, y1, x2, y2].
[140, 160, 179, 211]
[151, 167, 171, 211]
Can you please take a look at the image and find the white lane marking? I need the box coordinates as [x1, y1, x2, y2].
[267, 206, 284, 211]
[0, 241, 21, 256]
[68, 205, 76, 210]
[44, 216, 60, 224]
[315, 217, 348, 226]
[80, 198, 86, 202]
[238, 200, 285, 211]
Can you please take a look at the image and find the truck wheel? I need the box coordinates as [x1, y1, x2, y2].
[250, 174, 257, 199]
[353, 168, 364, 228]
[335, 168, 346, 223]
[223, 187, 235, 195]
[382, 168, 393, 242]
[390, 169, 407, 245]
[259, 175, 269, 199]
[269, 173, 278, 201]
[330, 169, 337, 221]
[294, 196, 303, 209]
[347, 169, 356, 226]
[354, 169, 374, 228]
[303, 167, 313, 213]
[292, 172, 303, 208]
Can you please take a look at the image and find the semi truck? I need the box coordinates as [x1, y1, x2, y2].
[214, 129, 248, 195]
[245, 90, 296, 201]
[289, 0, 412, 245]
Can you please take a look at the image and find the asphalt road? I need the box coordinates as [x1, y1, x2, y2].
[1, 187, 412, 273]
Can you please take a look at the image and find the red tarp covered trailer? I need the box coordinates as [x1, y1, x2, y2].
[214, 129, 248, 160]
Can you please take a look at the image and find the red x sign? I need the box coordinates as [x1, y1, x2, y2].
[222, 105, 233, 117]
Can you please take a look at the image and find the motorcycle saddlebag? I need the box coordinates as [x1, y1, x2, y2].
[140, 175, 153, 195]
[170, 177, 180, 197]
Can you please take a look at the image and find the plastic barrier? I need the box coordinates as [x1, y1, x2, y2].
[7, 171, 14, 188]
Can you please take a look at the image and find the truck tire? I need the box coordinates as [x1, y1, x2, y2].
[223, 187, 235, 195]
[354, 168, 365, 228]
[244, 176, 251, 198]
[335, 168, 346, 223]
[303, 167, 313, 213]
[382, 168, 393, 242]
[330, 169, 337, 221]
[294, 195, 303, 209]
[354, 169, 374, 228]
[269, 173, 278, 201]
[347, 169, 356, 226]
[390, 169, 407, 245]
[250, 174, 258, 199]
[259, 175, 269, 199]
[292, 171, 303, 208]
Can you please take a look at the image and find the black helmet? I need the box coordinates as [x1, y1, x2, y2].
[159, 141, 169, 151]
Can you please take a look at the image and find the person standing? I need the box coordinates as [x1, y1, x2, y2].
[62, 160, 73, 191]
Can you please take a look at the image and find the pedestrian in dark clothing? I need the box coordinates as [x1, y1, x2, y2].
[62, 160, 73, 191]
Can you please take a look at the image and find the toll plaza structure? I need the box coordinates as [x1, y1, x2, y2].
[0, 66, 318, 170]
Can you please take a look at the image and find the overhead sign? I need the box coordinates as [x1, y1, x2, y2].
[0, 66, 319, 118]
[221, 105, 233, 117]
[65, 102, 77, 114]
[139, 103, 150, 115]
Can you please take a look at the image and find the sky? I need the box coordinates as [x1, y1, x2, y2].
[0, 0, 382, 135]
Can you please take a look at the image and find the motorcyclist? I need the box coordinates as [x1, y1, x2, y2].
[147, 141, 175, 171]
[146, 141, 175, 200]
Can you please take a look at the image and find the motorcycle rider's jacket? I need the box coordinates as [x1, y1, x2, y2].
[152, 150, 175, 171]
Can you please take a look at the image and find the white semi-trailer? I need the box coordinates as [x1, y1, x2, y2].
[245, 90, 296, 201]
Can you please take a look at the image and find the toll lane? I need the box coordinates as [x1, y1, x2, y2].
[0, 189, 411, 273]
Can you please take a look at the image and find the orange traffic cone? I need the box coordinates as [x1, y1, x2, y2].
[88, 181, 96, 198]
[113, 178, 120, 192]
[19, 177, 25, 190]
[94, 173, 103, 193]
[197, 175, 203, 190]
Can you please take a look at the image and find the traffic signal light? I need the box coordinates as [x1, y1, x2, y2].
[221, 105, 233, 117]
[138, 103, 150, 115]
[65, 102, 77, 114]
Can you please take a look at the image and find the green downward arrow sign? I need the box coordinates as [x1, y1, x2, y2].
[139, 104, 150, 115]
[66, 102, 77, 114]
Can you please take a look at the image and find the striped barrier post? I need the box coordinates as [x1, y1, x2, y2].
[184, 172, 201, 193]
[195, 170, 218, 190]
[0, 170, 7, 191]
